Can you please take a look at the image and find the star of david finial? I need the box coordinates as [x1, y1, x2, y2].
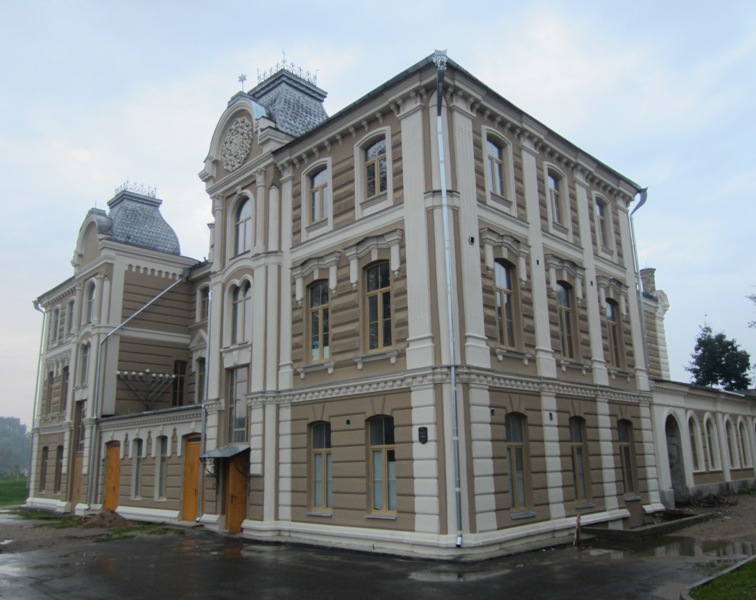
[238, 74, 247, 92]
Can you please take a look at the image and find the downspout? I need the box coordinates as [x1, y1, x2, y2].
[434, 49, 463, 548]
[87, 267, 191, 509]
[629, 188, 650, 375]
[197, 288, 212, 523]
[31, 300, 47, 493]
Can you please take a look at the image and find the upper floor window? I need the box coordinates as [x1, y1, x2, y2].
[235, 198, 252, 255]
[199, 287, 210, 321]
[60, 367, 69, 412]
[53, 445, 64, 494]
[569, 417, 589, 501]
[79, 343, 90, 386]
[365, 138, 387, 200]
[487, 139, 505, 197]
[39, 446, 49, 492]
[309, 168, 329, 224]
[85, 283, 96, 324]
[365, 262, 392, 351]
[547, 171, 564, 227]
[606, 299, 622, 368]
[308, 281, 330, 362]
[311, 422, 332, 511]
[369, 416, 396, 514]
[505, 412, 529, 509]
[196, 358, 206, 404]
[495, 261, 516, 348]
[49, 307, 60, 346]
[595, 198, 610, 250]
[618, 419, 637, 494]
[45, 371, 54, 414]
[228, 367, 248, 444]
[557, 282, 576, 360]
[67, 300, 75, 334]
[172, 360, 187, 406]
[231, 281, 252, 344]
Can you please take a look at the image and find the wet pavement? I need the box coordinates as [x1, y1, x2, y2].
[1, 511, 753, 600]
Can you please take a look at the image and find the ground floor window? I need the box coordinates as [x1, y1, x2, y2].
[369, 416, 396, 513]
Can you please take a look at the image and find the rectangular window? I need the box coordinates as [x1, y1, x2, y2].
[67, 300, 75, 334]
[75, 401, 86, 452]
[548, 172, 563, 226]
[156, 436, 168, 499]
[311, 422, 332, 510]
[45, 371, 54, 414]
[172, 360, 187, 406]
[310, 168, 329, 224]
[39, 446, 49, 492]
[200, 287, 209, 321]
[570, 418, 589, 501]
[618, 420, 636, 494]
[228, 367, 248, 444]
[487, 139, 505, 197]
[557, 283, 575, 359]
[309, 281, 330, 362]
[364, 138, 387, 200]
[366, 262, 392, 351]
[596, 199, 610, 249]
[495, 261, 516, 348]
[132, 439, 143, 498]
[196, 358, 206, 404]
[53, 446, 64, 493]
[60, 367, 69, 412]
[606, 300, 622, 368]
[505, 413, 529, 509]
[369, 416, 396, 513]
[79, 344, 90, 385]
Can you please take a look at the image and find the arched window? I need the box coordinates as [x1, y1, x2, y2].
[310, 422, 332, 511]
[595, 198, 610, 249]
[557, 282, 575, 359]
[569, 417, 589, 501]
[132, 438, 143, 499]
[309, 167, 329, 224]
[369, 416, 396, 513]
[85, 282, 96, 324]
[487, 138, 505, 197]
[231, 281, 252, 344]
[235, 199, 252, 255]
[606, 299, 622, 368]
[53, 445, 64, 493]
[688, 416, 701, 471]
[365, 262, 392, 351]
[495, 261, 516, 348]
[79, 343, 90, 386]
[156, 436, 168, 499]
[308, 281, 330, 362]
[547, 170, 564, 226]
[364, 138, 387, 200]
[726, 421, 738, 468]
[39, 446, 49, 492]
[705, 418, 719, 470]
[738, 421, 750, 467]
[505, 412, 529, 509]
[618, 419, 637, 494]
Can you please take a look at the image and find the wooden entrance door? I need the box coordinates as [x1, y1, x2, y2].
[181, 435, 202, 522]
[103, 443, 121, 511]
[70, 453, 83, 511]
[225, 452, 248, 534]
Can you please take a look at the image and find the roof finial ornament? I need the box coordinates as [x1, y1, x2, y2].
[238, 74, 247, 92]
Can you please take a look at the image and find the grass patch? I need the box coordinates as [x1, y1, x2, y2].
[0, 478, 28, 506]
[691, 558, 756, 600]
[9, 508, 81, 528]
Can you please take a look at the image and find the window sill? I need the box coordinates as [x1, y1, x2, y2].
[297, 361, 334, 379]
[494, 347, 532, 366]
[355, 349, 398, 370]
[305, 219, 330, 235]
[510, 510, 536, 520]
[551, 222, 570, 236]
[575, 502, 594, 510]
[608, 368, 633, 382]
[623, 495, 641, 503]
[366, 513, 397, 521]
[358, 192, 391, 218]
[559, 360, 591, 375]
[488, 192, 513, 211]
[307, 511, 333, 518]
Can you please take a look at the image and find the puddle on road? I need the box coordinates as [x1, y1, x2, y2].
[582, 535, 755, 561]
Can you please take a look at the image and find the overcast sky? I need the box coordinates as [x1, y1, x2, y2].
[2, 1, 754, 427]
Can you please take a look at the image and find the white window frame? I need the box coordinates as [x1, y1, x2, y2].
[482, 127, 516, 214]
[354, 128, 393, 220]
[544, 165, 571, 238]
[687, 413, 705, 472]
[704, 415, 721, 471]
[301, 158, 334, 241]
[227, 193, 254, 260]
[594, 194, 614, 255]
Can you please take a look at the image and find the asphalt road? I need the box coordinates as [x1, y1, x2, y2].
[1, 516, 753, 600]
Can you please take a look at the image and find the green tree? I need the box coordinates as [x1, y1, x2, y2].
[0, 417, 31, 478]
[686, 325, 752, 392]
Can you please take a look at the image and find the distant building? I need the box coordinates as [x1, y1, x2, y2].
[27, 53, 756, 558]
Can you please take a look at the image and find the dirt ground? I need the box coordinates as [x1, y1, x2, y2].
[2, 492, 756, 555]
